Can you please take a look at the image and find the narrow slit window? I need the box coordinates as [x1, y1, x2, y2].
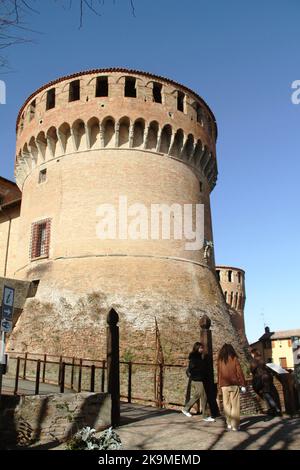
[216, 270, 220, 281]
[237, 272, 241, 283]
[196, 104, 203, 124]
[39, 169, 47, 184]
[199, 181, 203, 192]
[29, 100, 36, 121]
[228, 270, 232, 282]
[46, 88, 56, 110]
[124, 77, 136, 97]
[177, 91, 184, 112]
[96, 76, 108, 97]
[153, 82, 162, 103]
[69, 80, 80, 102]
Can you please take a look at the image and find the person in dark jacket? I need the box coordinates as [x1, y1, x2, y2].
[182, 342, 215, 421]
[250, 349, 281, 418]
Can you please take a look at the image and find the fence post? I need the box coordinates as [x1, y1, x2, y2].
[14, 357, 20, 395]
[90, 365, 95, 392]
[78, 358, 82, 392]
[23, 352, 28, 379]
[42, 354, 47, 383]
[200, 314, 220, 417]
[101, 360, 106, 392]
[58, 355, 63, 385]
[35, 360, 41, 395]
[70, 357, 75, 390]
[60, 362, 65, 393]
[128, 362, 132, 403]
[107, 308, 120, 427]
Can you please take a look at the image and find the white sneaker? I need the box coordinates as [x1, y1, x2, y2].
[182, 409, 192, 417]
[227, 425, 232, 430]
[203, 416, 215, 422]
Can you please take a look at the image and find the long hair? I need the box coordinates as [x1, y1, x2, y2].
[190, 342, 204, 355]
[218, 343, 237, 364]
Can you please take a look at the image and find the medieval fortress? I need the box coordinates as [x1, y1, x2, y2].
[0, 68, 247, 363]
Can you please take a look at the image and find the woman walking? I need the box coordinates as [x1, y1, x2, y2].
[218, 343, 246, 431]
[250, 349, 281, 418]
[182, 342, 215, 421]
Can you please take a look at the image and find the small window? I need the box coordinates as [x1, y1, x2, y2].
[69, 80, 80, 102]
[39, 169, 47, 184]
[237, 272, 241, 283]
[153, 82, 162, 103]
[195, 103, 203, 124]
[177, 91, 184, 112]
[46, 88, 56, 110]
[30, 219, 51, 259]
[199, 181, 203, 193]
[216, 270, 220, 281]
[28, 280, 40, 298]
[124, 77, 136, 97]
[224, 291, 227, 302]
[228, 270, 232, 282]
[19, 112, 25, 133]
[29, 100, 36, 121]
[96, 76, 108, 97]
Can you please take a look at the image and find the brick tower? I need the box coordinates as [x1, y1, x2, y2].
[8, 68, 248, 363]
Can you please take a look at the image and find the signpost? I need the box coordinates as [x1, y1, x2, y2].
[0, 285, 15, 398]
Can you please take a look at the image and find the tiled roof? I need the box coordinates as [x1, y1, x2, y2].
[271, 329, 300, 340]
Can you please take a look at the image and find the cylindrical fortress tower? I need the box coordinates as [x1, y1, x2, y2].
[9, 68, 248, 363]
[216, 266, 246, 338]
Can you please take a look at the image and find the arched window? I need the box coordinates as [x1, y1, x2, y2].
[96, 76, 108, 97]
[177, 91, 184, 112]
[124, 77, 136, 97]
[29, 100, 36, 121]
[153, 82, 162, 103]
[69, 80, 80, 102]
[46, 88, 55, 110]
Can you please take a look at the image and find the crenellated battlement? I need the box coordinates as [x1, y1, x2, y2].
[15, 68, 218, 190]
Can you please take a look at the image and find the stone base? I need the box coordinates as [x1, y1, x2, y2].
[0, 392, 111, 448]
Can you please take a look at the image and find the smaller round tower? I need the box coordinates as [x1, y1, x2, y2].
[215, 266, 246, 338]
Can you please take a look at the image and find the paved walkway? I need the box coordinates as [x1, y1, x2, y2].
[114, 404, 300, 450]
[1, 376, 73, 396]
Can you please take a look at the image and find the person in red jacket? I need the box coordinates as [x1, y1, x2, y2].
[217, 343, 246, 431]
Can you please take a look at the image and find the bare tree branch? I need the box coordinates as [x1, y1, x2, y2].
[0, 0, 136, 68]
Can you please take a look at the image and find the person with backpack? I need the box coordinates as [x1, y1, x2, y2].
[217, 343, 246, 431]
[182, 342, 215, 422]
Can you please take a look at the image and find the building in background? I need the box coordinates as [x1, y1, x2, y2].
[250, 327, 300, 369]
[0, 177, 22, 278]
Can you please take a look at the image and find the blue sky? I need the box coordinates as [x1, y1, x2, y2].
[0, 0, 299, 343]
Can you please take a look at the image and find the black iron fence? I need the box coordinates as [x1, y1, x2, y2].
[7, 351, 189, 408]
